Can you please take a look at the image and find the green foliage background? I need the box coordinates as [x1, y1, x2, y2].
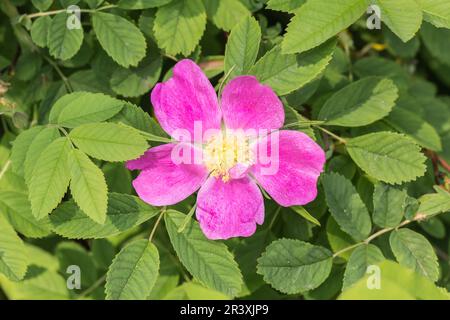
[0, 0, 450, 300]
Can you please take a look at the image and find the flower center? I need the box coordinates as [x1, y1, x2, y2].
[203, 132, 253, 182]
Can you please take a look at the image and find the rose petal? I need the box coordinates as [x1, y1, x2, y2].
[196, 176, 264, 240]
[129, 143, 208, 206]
[220, 76, 284, 133]
[151, 59, 221, 141]
[251, 130, 325, 206]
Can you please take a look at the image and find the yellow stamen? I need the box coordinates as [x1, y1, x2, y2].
[203, 132, 253, 182]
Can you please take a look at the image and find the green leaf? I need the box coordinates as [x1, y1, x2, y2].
[138, 9, 156, 39]
[342, 244, 384, 290]
[283, 105, 316, 139]
[390, 228, 439, 282]
[384, 95, 442, 151]
[420, 217, 446, 239]
[266, 0, 306, 12]
[418, 189, 450, 217]
[233, 229, 275, 294]
[354, 56, 410, 88]
[346, 132, 427, 184]
[0, 216, 28, 281]
[154, 0, 206, 56]
[68, 70, 114, 94]
[318, 77, 398, 127]
[372, 183, 407, 228]
[163, 282, 230, 300]
[48, 13, 84, 60]
[32, 0, 53, 11]
[203, 0, 250, 31]
[417, 0, 450, 28]
[92, 12, 146, 67]
[404, 196, 420, 220]
[0, 265, 69, 300]
[84, 0, 103, 8]
[30, 16, 51, 47]
[290, 206, 320, 226]
[224, 16, 261, 78]
[15, 52, 42, 82]
[55, 242, 97, 288]
[10, 126, 45, 176]
[50, 193, 159, 239]
[24, 127, 61, 186]
[257, 238, 333, 294]
[25, 244, 59, 271]
[148, 249, 180, 299]
[373, 0, 422, 42]
[0, 169, 27, 195]
[383, 28, 420, 59]
[118, 0, 172, 9]
[164, 210, 243, 297]
[326, 216, 355, 260]
[339, 260, 449, 300]
[281, 0, 367, 54]
[28, 137, 71, 220]
[111, 102, 167, 137]
[327, 154, 357, 179]
[48, 91, 86, 124]
[55, 92, 124, 128]
[60, 0, 80, 6]
[91, 239, 116, 270]
[69, 122, 149, 162]
[68, 149, 108, 224]
[0, 191, 52, 238]
[420, 22, 450, 66]
[103, 162, 132, 194]
[106, 239, 159, 300]
[322, 173, 372, 241]
[250, 39, 335, 95]
[110, 51, 162, 98]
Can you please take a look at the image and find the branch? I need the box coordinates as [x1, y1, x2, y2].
[25, 4, 117, 19]
[333, 218, 417, 258]
[316, 125, 348, 145]
[148, 208, 166, 242]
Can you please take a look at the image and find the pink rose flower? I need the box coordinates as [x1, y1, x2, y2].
[127, 59, 325, 240]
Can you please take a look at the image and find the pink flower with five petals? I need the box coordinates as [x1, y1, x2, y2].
[127, 59, 326, 240]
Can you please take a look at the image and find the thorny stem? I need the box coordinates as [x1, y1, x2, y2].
[42, 56, 73, 92]
[154, 239, 191, 282]
[283, 120, 325, 129]
[57, 126, 75, 148]
[269, 206, 282, 229]
[316, 126, 348, 145]
[25, 4, 117, 19]
[332, 243, 363, 258]
[178, 204, 197, 233]
[117, 122, 172, 143]
[77, 274, 106, 299]
[149, 208, 166, 242]
[217, 65, 236, 100]
[332, 218, 418, 258]
[140, 132, 172, 143]
[274, 113, 346, 145]
[164, 54, 178, 62]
